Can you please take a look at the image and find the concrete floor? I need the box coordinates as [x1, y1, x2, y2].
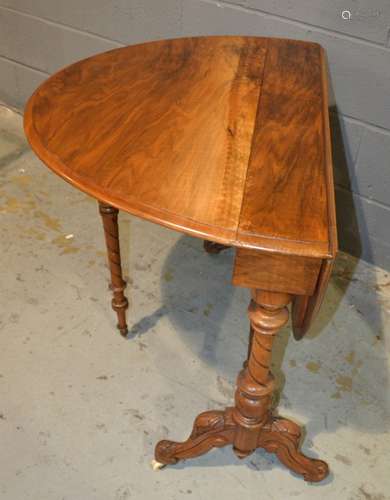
[0, 104, 389, 500]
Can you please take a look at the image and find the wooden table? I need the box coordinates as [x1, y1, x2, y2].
[24, 36, 337, 483]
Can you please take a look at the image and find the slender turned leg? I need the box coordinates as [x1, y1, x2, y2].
[154, 290, 329, 482]
[203, 240, 230, 254]
[98, 201, 129, 337]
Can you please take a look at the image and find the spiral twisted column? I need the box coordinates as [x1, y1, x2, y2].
[98, 201, 129, 336]
[232, 290, 290, 457]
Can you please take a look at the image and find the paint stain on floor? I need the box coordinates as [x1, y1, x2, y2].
[336, 375, 353, 392]
[306, 361, 321, 374]
[34, 210, 62, 231]
[51, 234, 80, 254]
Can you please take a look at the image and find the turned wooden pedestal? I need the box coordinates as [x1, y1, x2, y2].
[155, 289, 328, 482]
[25, 35, 338, 482]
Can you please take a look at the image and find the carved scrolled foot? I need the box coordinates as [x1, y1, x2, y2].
[203, 240, 230, 254]
[258, 416, 329, 482]
[154, 409, 236, 465]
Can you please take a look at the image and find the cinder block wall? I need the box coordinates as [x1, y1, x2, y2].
[1, 1, 389, 269]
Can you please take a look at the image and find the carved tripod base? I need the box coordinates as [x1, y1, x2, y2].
[154, 290, 329, 483]
[155, 407, 328, 483]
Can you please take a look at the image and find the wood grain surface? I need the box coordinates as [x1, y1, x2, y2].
[238, 40, 328, 256]
[24, 36, 335, 259]
[232, 248, 322, 296]
[291, 49, 338, 338]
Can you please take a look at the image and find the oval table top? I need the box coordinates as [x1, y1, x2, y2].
[24, 35, 336, 260]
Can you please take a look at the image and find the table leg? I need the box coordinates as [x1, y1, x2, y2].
[98, 201, 129, 337]
[203, 240, 230, 254]
[154, 290, 328, 482]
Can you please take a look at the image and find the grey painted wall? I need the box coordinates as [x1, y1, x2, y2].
[1, 0, 389, 269]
